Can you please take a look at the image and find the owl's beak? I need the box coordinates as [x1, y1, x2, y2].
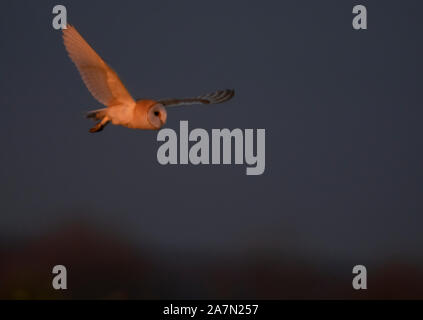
[159, 112, 167, 127]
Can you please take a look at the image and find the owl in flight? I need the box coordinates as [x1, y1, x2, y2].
[62, 25, 235, 133]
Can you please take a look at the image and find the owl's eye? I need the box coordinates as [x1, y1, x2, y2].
[154, 111, 160, 116]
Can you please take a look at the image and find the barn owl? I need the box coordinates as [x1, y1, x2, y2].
[62, 25, 235, 133]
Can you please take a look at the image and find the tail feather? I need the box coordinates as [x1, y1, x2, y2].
[86, 108, 109, 133]
[86, 108, 107, 121]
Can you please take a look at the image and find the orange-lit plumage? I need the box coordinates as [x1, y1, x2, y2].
[62, 25, 234, 133]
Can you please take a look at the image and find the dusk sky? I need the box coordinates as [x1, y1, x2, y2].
[1, 0, 422, 269]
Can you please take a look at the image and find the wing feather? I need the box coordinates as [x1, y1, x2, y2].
[158, 89, 234, 107]
[63, 25, 135, 107]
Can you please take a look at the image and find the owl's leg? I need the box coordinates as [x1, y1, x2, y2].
[89, 117, 110, 133]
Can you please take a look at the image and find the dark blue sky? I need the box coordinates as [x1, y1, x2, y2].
[1, 0, 422, 264]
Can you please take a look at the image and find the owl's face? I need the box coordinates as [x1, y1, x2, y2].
[148, 103, 167, 129]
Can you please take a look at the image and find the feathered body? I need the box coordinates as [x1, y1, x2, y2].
[62, 25, 234, 133]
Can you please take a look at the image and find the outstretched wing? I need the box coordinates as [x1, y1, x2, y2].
[158, 89, 234, 107]
[63, 25, 136, 108]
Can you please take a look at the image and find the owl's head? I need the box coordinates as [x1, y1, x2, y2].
[147, 103, 167, 129]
